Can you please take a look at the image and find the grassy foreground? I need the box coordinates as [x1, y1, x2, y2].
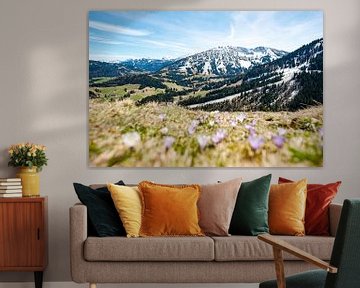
[89, 99, 323, 167]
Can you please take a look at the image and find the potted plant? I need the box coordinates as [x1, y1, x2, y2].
[8, 143, 48, 197]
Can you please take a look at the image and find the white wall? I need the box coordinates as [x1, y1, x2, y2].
[0, 0, 359, 283]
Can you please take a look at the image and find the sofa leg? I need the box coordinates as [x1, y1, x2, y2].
[89, 284, 96, 288]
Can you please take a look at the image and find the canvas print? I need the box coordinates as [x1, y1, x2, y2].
[89, 11, 323, 167]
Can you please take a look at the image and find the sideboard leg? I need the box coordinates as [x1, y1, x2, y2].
[90, 283, 97, 288]
[34, 271, 43, 288]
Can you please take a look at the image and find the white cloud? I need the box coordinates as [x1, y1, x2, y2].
[142, 39, 190, 53]
[89, 35, 127, 45]
[89, 20, 151, 37]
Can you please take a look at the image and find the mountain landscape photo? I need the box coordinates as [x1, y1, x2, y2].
[88, 11, 324, 167]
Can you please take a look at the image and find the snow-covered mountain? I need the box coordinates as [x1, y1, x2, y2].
[162, 46, 288, 76]
[185, 38, 323, 111]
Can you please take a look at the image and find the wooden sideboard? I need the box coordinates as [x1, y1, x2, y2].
[0, 197, 48, 288]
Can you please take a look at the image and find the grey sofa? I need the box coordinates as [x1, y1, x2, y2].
[70, 202, 342, 288]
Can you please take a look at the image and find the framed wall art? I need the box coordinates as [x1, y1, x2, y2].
[88, 11, 323, 167]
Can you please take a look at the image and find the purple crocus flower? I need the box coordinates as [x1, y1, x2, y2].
[236, 113, 246, 123]
[272, 135, 285, 148]
[197, 135, 209, 150]
[245, 124, 256, 136]
[188, 120, 199, 135]
[212, 129, 226, 144]
[248, 134, 264, 150]
[164, 136, 175, 150]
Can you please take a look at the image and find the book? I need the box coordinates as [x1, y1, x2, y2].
[0, 193, 22, 198]
[0, 182, 22, 186]
[0, 186, 22, 190]
[0, 178, 21, 182]
[0, 189, 22, 193]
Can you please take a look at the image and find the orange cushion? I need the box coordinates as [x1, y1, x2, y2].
[269, 179, 307, 236]
[278, 177, 341, 236]
[138, 181, 204, 237]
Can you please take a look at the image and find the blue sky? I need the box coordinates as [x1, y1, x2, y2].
[89, 11, 323, 62]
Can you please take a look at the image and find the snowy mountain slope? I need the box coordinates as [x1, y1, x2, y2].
[184, 38, 323, 111]
[163, 46, 288, 76]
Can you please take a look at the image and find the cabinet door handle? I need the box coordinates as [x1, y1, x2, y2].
[37, 228, 40, 240]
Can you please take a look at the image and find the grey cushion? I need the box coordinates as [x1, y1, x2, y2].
[260, 269, 327, 288]
[212, 236, 334, 261]
[84, 236, 214, 261]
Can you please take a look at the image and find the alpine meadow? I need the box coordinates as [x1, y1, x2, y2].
[88, 11, 324, 167]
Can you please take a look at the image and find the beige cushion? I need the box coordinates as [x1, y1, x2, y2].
[198, 178, 242, 236]
[84, 236, 214, 261]
[212, 235, 334, 261]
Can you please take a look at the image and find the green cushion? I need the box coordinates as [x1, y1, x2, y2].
[229, 174, 271, 236]
[260, 269, 327, 288]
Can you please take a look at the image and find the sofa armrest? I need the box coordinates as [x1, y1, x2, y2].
[69, 203, 88, 283]
[329, 203, 342, 237]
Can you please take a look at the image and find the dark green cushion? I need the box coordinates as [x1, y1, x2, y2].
[260, 269, 327, 288]
[229, 174, 271, 235]
[73, 181, 126, 237]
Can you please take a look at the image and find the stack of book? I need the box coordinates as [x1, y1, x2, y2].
[0, 178, 22, 197]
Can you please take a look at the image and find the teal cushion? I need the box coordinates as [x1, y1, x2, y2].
[229, 174, 271, 235]
[260, 269, 327, 288]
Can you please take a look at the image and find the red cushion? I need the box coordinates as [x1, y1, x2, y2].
[278, 177, 341, 236]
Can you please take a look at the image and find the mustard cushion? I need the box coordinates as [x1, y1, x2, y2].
[107, 183, 142, 238]
[138, 181, 204, 237]
[269, 179, 307, 236]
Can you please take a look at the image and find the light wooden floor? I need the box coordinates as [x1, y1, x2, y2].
[0, 283, 259, 288]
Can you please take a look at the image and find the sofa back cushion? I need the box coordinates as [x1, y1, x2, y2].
[139, 181, 203, 236]
[198, 178, 242, 236]
[107, 184, 142, 238]
[229, 174, 271, 236]
[73, 181, 126, 237]
[269, 179, 307, 236]
[279, 177, 341, 236]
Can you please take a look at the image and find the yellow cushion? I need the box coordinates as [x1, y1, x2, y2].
[269, 179, 307, 236]
[107, 183, 142, 238]
[138, 181, 204, 237]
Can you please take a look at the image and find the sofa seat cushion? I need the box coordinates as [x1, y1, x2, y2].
[212, 236, 334, 261]
[84, 236, 214, 261]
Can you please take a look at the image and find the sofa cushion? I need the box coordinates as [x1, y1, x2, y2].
[139, 181, 203, 237]
[198, 178, 242, 236]
[73, 181, 126, 237]
[212, 236, 334, 261]
[107, 184, 142, 238]
[84, 236, 214, 261]
[269, 179, 307, 236]
[279, 177, 341, 236]
[229, 174, 271, 236]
